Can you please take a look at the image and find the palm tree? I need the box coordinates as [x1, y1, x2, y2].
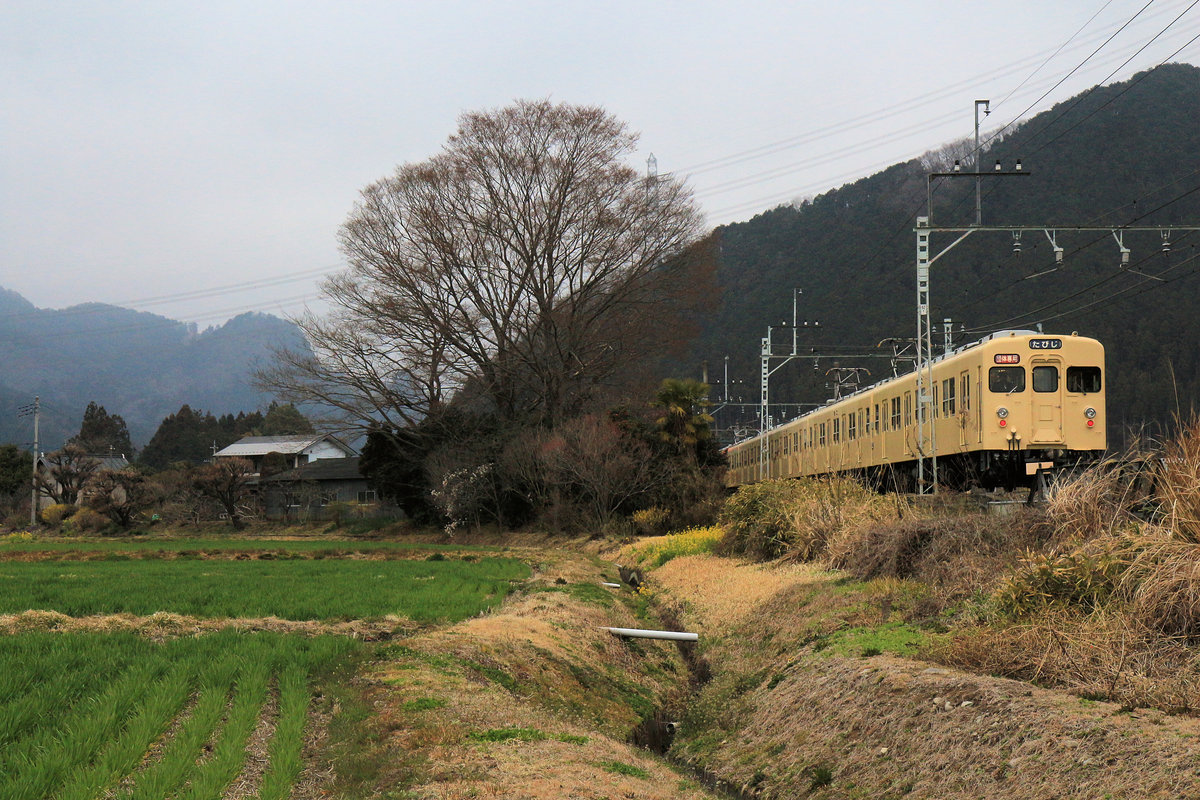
[653, 378, 714, 456]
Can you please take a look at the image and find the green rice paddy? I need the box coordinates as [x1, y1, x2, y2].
[0, 631, 358, 800]
[0, 557, 530, 622]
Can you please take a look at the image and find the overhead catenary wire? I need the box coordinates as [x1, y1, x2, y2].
[702, 14, 1199, 217]
[990, 0, 1118, 113]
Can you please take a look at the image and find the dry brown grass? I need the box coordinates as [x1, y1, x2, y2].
[718, 477, 895, 561]
[0, 610, 415, 640]
[649, 554, 830, 638]
[1123, 533, 1200, 638]
[930, 607, 1200, 713]
[1156, 416, 1200, 542]
[827, 508, 1053, 603]
[1045, 457, 1140, 544]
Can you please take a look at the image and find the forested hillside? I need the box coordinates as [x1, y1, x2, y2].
[0, 287, 308, 450]
[693, 64, 1200, 441]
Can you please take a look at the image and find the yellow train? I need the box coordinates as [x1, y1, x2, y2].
[724, 330, 1106, 491]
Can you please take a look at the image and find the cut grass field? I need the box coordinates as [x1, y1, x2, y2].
[0, 557, 530, 622]
[0, 630, 359, 800]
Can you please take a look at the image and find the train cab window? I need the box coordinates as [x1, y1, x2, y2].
[1033, 366, 1059, 393]
[1066, 367, 1102, 394]
[989, 366, 1026, 393]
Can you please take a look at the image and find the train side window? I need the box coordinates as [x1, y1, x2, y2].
[1033, 366, 1059, 393]
[946, 378, 956, 415]
[904, 392, 911, 426]
[989, 366, 1025, 393]
[874, 403, 881, 432]
[793, 432, 798, 451]
[848, 413, 856, 440]
[960, 372, 970, 411]
[1066, 366, 1102, 394]
[933, 384, 939, 418]
[832, 418, 840, 443]
[820, 422, 827, 445]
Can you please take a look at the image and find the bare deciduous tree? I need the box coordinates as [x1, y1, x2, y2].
[538, 414, 662, 526]
[260, 99, 709, 434]
[193, 458, 255, 530]
[36, 445, 98, 506]
[87, 469, 156, 528]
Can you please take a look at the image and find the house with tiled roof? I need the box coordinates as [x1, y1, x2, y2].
[212, 434, 356, 474]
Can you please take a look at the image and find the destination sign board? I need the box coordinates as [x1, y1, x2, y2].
[1028, 339, 1062, 350]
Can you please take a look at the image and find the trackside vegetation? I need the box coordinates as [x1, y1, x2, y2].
[0, 631, 359, 800]
[0, 557, 529, 622]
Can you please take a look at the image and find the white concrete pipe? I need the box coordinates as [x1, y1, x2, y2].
[602, 626, 699, 642]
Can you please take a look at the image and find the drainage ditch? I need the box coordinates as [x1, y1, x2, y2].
[626, 602, 754, 800]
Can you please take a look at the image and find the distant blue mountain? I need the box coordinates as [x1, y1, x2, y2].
[0, 289, 310, 450]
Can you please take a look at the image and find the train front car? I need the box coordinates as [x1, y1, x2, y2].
[973, 331, 1106, 489]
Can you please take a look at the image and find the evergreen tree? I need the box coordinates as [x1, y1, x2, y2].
[0, 444, 32, 506]
[69, 402, 133, 456]
[260, 402, 315, 436]
[139, 405, 223, 470]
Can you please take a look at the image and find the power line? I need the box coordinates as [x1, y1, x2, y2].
[991, 0, 1118, 113]
[981, 0, 1159, 151]
[678, 3, 1186, 178]
[0, 264, 340, 323]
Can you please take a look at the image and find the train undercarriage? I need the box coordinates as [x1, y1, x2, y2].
[856, 449, 1105, 494]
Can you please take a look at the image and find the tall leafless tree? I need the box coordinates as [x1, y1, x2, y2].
[261, 100, 710, 435]
[193, 458, 256, 530]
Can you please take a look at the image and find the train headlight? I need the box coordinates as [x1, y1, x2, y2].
[1085, 407, 1096, 419]
[996, 407, 1009, 419]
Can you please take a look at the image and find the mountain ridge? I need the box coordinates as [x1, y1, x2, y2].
[0, 289, 308, 450]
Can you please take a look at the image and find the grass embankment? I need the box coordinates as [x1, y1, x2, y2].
[324, 551, 722, 799]
[629, 429, 1200, 799]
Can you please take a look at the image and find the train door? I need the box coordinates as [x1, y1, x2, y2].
[1029, 357, 1064, 445]
[958, 371, 969, 449]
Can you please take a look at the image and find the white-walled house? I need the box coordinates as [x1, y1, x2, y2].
[212, 434, 356, 474]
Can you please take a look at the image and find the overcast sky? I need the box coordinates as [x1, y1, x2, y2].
[2, 1, 1198, 327]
